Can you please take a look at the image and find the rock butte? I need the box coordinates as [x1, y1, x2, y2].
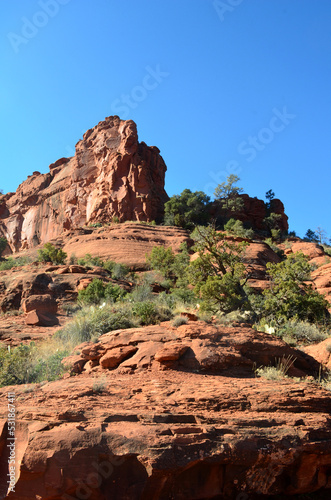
[0, 116, 168, 253]
[0, 117, 331, 498]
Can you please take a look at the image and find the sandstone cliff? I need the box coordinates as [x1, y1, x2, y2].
[0, 116, 168, 253]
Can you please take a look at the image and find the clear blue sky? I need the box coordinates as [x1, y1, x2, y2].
[1, 0, 331, 239]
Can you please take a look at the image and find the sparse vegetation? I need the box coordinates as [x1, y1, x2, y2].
[0, 255, 32, 271]
[255, 355, 296, 380]
[172, 315, 188, 327]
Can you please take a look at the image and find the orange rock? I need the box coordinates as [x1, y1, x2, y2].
[1, 116, 168, 253]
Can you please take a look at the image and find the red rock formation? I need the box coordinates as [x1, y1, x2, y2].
[0, 323, 331, 499]
[0, 116, 168, 253]
[211, 194, 289, 232]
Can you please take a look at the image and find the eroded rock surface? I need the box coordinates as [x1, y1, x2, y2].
[0, 323, 331, 499]
[0, 116, 168, 253]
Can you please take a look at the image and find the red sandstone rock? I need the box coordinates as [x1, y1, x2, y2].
[25, 309, 59, 327]
[22, 294, 58, 314]
[99, 345, 138, 369]
[1, 116, 168, 253]
[1, 322, 331, 499]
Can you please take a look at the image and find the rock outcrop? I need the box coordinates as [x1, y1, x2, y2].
[0, 322, 331, 499]
[0, 116, 168, 253]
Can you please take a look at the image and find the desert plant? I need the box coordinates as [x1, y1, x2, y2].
[214, 174, 244, 213]
[224, 219, 254, 239]
[0, 237, 7, 257]
[255, 355, 296, 381]
[0, 255, 32, 271]
[187, 225, 250, 313]
[38, 243, 67, 265]
[78, 279, 126, 305]
[278, 321, 328, 344]
[164, 189, 211, 229]
[172, 315, 188, 327]
[262, 252, 329, 325]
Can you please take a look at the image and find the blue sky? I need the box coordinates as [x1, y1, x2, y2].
[1, 0, 331, 239]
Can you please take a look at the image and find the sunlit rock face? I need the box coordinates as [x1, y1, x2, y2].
[0, 116, 168, 253]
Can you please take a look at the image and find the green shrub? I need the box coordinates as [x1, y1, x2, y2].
[172, 315, 188, 327]
[0, 343, 69, 387]
[0, 237, 7, 256]
[0, 255, 32, 271]
[224, 219, 254, 239]
[57, 303, 136, 344]
[38, 243, 67, 264]
[262, 252, 329, 324]
[77, 253, 103, 267]
[78, 279, 126, 304]
[132, 301, 172, 325]
[326, 343, 331, 353]
[278, 321, 328, 344]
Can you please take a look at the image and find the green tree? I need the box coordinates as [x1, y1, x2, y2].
[262, 252, 329, 324]
[265, 189, 275, 213]
[146, 243, 190, 288]
[263, 212, 282, 240]
[163, 189, 211, 229]
[187, 225, 249, 312]
[0, 237, 7, 257]
[224, 218, 254, 239]
[304, 229, 319, 242]
[214, 175, 244, 213]
[38, 243, 67, 265]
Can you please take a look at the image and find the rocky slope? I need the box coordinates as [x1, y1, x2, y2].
[0, 116, 168, 253]
[0, 322, 331, 499]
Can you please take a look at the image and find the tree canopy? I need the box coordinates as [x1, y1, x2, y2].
[163, 189, 211, 229]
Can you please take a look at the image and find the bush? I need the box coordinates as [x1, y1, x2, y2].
[0, 342, 69, 387]
[278, 321, 328, 344]
[78, 279, 126, 305]
[0, 255, 32, 271]
[77, 253, 103, 267]
[172, 315, 188, 327]
[262, 252, 329, 324]
[0, 237, 7, 256]
[164, 189, 211, 229]
[38, 243, 67, 264]
[224, 219, 254, 239]
[255, 355, 296, 381]
[57, 303, 136, 344]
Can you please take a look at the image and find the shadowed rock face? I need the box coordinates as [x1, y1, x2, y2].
[0, 116, 168, 253]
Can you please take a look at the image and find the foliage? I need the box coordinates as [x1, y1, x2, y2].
[38, 243, 67, 265]
[255, 355, 296, 381]
[78, 279, 126, 304]
[224, 218, 254, 239]
[172, 315, 189, 327]
[278, 320, 328, 345]
[261, 252, 329, 325]
[264, 238, 285, 259]
[0, 237, 7, 256]
[56, 303, 136, 344]
[77, 253, 103, 267]
[265, 189, 275, 212]
[0, 255, 32, 271]
[163, 189, 211, 229]
[263, 212, 282, 239]
[0, 343, 69, 387]
[146, 243, 190, 288]
[304, 229, 319, 243]
[187, 225, 249, 312]
[132, 301, 172, 325]
[214, 175, 244, 213]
